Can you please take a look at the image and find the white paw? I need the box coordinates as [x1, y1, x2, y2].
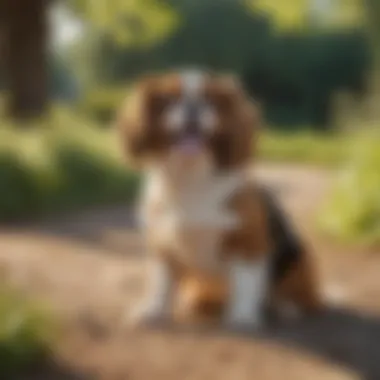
[224, 311, 263, 331]
[125, 303, 168, 328]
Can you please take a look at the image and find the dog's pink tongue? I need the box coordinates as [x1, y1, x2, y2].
[176, 138, 203, 156]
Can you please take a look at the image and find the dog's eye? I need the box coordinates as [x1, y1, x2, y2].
[210, 93, 234, 113]
[156, 93, 176, 109]
[148, 92, 176, 114]
[200, 106, 217, 134]
[165, 103, 186, 133]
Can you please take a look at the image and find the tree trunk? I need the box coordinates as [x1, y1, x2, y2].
[4, 0, 49, 121]
[0, 0, 6, 87]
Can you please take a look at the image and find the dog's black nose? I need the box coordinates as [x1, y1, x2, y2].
[184, 101, 202, 136]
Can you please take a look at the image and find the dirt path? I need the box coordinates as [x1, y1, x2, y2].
[1, 164, 380, 380]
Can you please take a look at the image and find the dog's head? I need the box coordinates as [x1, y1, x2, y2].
[116, 70, 260, 176]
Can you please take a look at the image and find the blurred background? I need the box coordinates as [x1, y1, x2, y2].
[1, 1, 380, 380]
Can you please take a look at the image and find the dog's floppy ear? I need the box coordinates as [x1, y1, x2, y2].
[211, 74, 261, 168]
[225, 74, 262, 159]
[115, 76, 156, 168]
[216, 74, 244, 97]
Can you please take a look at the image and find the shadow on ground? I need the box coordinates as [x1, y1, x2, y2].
[5, 356, 93, 380]
[27, 204, 140, 256]
[160, 307, 380, 380]
[265, 307, 380, 380]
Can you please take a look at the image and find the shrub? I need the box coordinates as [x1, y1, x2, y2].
[81, 86, 128, 123]
[318, 132, 380, 244]
[0, 108, 140, 222]
[258, 130, 348, 166]
[50, 138, 140, 210]
[0, 288, 54, 377]
[0, 152, 42, 220]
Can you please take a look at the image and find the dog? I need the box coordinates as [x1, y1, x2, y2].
[116, 69, 322, 329]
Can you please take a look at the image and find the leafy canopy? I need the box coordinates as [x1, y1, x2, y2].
[248, 0, 365, 31]
[69, 0, 178, 46]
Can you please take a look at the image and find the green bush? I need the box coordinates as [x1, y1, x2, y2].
[319, 132, 380, 244]
[258, 130, 349, 166]
[0, 108, 140, 222]
[51, 139, 140, 210]
[0, 153, 42, 220]
[81, 87, 129, 123]
[0, 288, 54, 377]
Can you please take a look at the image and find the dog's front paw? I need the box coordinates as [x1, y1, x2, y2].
[223, 310, 263, 332]
[125, 303, 169, 329]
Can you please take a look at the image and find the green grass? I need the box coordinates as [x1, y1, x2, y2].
[260, 129, 380, 246]
[258, 130, 350, 167]
[318, 131, 380, 245]
[0, 107, 141, 222]
[0, 287, 55, 377]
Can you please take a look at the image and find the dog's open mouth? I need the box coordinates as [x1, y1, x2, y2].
[173, 136, 205, 157]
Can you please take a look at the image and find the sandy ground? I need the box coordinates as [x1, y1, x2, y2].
[1, 164, 380, 380]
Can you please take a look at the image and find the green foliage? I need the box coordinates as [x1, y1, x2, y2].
[244, 29, 371, 127]
[258, 131, 349, 166]
[70, 0, 178, 47]
[364, 0, 380, 64]
[319, 132, 380, 244]
[88, 0, 371, 128]
[51, 135, 140, 209]
[91, 0, 273, 84]
[81, 86, 129, 122]
[49, 55, 79, 102]
[0, 153, 42, 220]
[0, 108, 140, 222]
[0, 288, 54, 377]
[249, 0, 365, 31]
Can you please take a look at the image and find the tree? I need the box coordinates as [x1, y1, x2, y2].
[2, 0, 177, 121]
[3, 0, 49, 120]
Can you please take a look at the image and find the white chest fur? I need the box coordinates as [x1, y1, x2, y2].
[139, 170, 245, 270]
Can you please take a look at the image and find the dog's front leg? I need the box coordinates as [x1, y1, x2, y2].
[224, 257, 269, 330]
[129, 257, 174, 327]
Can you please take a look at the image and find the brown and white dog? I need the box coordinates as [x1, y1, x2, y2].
[117, 69, 322, 329]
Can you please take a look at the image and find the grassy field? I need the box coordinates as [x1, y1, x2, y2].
[0, 287, 55, 377]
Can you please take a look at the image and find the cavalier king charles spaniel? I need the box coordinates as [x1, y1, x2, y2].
[116, 69, 322, 329]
